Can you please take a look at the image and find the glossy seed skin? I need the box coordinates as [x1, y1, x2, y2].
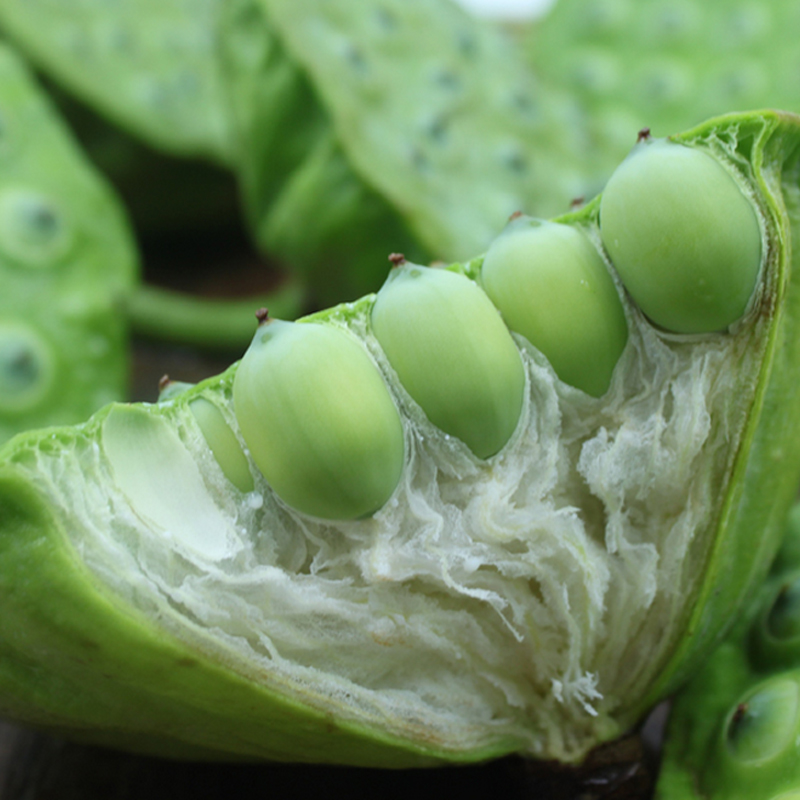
[600, 138, 762, 333]
[371, 263, 525, 459]
[232, 319, 404, 520]
[189, 397, 254, 494]
[481, 217, 627, 397]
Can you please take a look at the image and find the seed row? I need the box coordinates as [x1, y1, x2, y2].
[226, 138, 763, 520]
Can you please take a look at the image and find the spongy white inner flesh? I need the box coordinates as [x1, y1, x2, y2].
[15, 235, 766, 761]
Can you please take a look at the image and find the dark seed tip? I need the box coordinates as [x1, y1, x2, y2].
[255, 307, 270, 324]
[637, 127, 652, 143]
[158, 374, 171, 393]
[570, 196, 586, 210]
[509, 210, 524, 221]
[732, 702, 749, 728]
[388, 253, 406, 267]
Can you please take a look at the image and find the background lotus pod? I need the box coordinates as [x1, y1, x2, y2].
[217, 0, 592, 304]
[0, 0, 593, 309]
[527, 0, 800, 194]
[0, 43, 138, 444]
[0, 110, 799, 766]
[656, 503, 800, 799]
[0, 0, 232, 164]
[245, 0, 588, 264]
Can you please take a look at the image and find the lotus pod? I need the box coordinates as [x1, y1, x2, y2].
[248, 0, 587, 262]
[528, 0, 800, 192]
[218, 0, 589, 302]
[1, 111, 800, 766]
[657, 502, 800, 799]
[0, 44, 137, 444]
[0, 0, 232, 163]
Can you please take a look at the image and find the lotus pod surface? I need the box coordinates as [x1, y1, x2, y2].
[0, 0, 233, 164]
[0, 44, 138, 444]
[528, 0, 800, 194]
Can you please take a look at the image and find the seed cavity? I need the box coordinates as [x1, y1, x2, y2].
[0, 322, 56, 414]
[0, 189, 72, 268]
[371, 263, 525, 459]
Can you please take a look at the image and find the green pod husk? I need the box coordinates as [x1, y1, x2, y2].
[2, 111, 800, 766]
[656, 502, 800, 799]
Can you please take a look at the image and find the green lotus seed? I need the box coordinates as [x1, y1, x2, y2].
[725, 677, 799, 764]
[599, 138, 762, 333]
[189, 397, 254, 494]
[232, 319, 404, 520]
[751, 574, 800, 671]
[371, 262, 525, 459]
[0, 322, 56, 414]
[766, 578, 800, 642]
[480, 217, 628, 397]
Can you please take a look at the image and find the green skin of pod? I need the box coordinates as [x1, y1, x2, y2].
[189, 397, 254, 495]
[480, 217, 628, 398]
[658, 504, 800, 799]
[232, 318, 405, 520]
[370, 263, 525, 460]
[600, 137, 762, 334]
[1, 111, 800, 766]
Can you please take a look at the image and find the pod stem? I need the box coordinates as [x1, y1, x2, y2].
[125, 281, 305, 350]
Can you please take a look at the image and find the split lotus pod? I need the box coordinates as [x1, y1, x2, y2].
[0, 44, 138, 445]
[1, 110, 800, 765]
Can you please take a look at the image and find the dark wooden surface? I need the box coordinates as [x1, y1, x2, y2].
[0, 711, 664, 800]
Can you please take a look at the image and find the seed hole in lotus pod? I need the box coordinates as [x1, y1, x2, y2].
[102, 406, 241, 561]
[0, 322, 56, 414]
[0, 188, 72, 268]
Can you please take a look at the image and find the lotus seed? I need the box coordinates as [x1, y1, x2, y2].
[190, 397, 254, 494]
[481, 217, 627, 397]
[232, 319, 404, 520]
[766, 579, 800, 642]
[725, 678, 799, 764]
[599, 138, 762, 333]
[371, 263, 525, 459]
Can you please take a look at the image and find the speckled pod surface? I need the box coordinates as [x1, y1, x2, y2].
[0, 44, 137, 445]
